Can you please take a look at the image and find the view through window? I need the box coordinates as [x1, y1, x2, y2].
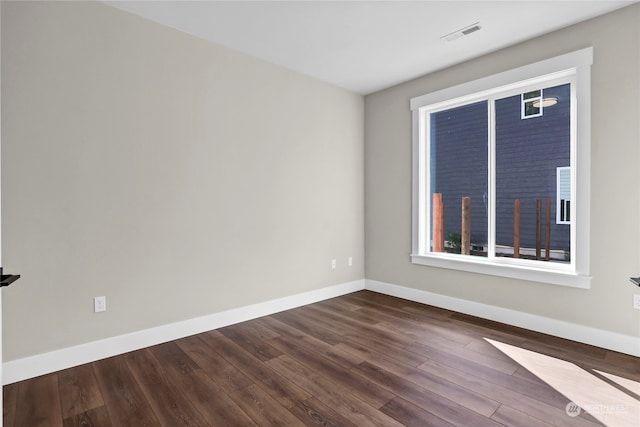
[428, 81, 572, 263]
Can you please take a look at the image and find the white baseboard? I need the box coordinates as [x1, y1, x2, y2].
[3, 279, 365, 385]
[5, 277, 636, 384]
[365, 279, 640, 357]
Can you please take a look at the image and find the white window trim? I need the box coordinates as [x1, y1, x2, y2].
[410, 48, 592, 289]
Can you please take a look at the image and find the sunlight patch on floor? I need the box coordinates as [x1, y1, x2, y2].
[595, 370, 640, 397]
[485, 338, 640, 427]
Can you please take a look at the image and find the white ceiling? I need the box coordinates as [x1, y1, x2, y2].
[105, 1, 636, 95]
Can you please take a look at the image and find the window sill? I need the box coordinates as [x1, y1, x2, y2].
[410, 253, 590, 289]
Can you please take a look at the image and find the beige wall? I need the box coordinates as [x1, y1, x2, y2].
[3, 1, 638, 364]
[365, 5, 640, 338]
[1, 1, 364, 360]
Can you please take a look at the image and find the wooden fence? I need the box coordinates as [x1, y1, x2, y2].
[432, 193, 553, 260]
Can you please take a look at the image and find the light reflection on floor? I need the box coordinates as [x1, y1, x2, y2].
[595, 370, 640, 397]
[485, 338, 640, 427]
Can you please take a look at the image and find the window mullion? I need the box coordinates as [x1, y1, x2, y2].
[487, 99, 496, 260]
[421, 109, 429, 255]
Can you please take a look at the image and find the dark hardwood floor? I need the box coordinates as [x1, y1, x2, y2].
[4, 290, 639, 426]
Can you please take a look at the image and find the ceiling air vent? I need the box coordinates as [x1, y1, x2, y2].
[441, 22, 482, 42]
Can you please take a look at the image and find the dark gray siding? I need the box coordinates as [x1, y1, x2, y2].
[495, 84, 570, 251]
[431, 101, 488, 246]
[431, 83, 570, 253]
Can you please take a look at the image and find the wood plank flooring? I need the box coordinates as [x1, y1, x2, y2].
[4, 290, 639, 426]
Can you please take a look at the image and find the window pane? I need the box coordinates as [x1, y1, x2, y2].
[523, 100, 541, 117]
[495, 83, 571, 262]
[523, 90, 541, 100]
[430, 101, 488, 256]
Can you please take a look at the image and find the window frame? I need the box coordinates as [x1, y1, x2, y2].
[410, 48, 592, 288]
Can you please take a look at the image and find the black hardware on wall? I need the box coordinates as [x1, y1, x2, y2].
[0, 267, 20, 287]
[630, 277, 640, 287]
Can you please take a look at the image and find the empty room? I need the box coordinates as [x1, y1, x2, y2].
[1, 1, 639, 426]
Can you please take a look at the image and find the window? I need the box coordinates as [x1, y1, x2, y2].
[557, 167, 571, 224]
[410, 48, 592, 288]
[521, 90, 542, 118]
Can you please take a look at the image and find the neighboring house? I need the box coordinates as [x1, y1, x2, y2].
[432, 83, 571, 257]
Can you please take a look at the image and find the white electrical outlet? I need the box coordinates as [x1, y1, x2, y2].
[94, 296, 106, 313]
[348, 256, 353, 267]
[633, 294, 640, 310]
[331, 259, 337, 270]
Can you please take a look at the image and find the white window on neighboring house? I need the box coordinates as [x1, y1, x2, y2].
[557, 167, 571, 224]
[521, 89, 543, 118]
